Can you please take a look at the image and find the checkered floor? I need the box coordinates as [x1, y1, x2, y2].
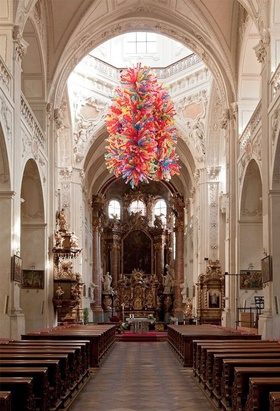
[68, 342, 215, 411]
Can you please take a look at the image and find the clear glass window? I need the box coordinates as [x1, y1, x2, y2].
[125, 32, 157, 55]
[108, 200, 121, 219]
[129, 200, 146, 216]
[154, 199, 167, 226]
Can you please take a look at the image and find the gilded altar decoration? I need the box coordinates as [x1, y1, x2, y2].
[196, 260, 225, 325]
[52, 208, 83, 323]
[114, 269, 159, 318]
[105, 63, 180, 188]
[53, 209, 82, 260]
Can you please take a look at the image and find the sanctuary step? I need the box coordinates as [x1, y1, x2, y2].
[116, 331, 167, 342]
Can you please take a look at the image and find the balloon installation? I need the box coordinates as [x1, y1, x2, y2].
[105, 63, 180, 188]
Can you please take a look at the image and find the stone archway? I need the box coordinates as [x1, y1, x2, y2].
[238, 159, 263, 328]
[0, 123, 12, 337]
[20, 159, 46, 332]
[269, 130, 280, 337]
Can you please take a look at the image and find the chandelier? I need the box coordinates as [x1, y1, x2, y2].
[105, 63, 180, 188]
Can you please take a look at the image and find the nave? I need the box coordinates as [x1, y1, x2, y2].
[68, 341, 215, 411]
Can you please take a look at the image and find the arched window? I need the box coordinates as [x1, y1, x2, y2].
[108, 199, 121, 219]
[129, 200, 146, 216]
[154, 199, 167, 226]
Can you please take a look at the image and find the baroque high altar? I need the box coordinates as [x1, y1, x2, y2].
[91, 183, 186, 323]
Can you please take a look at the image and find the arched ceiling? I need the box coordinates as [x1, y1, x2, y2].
[44, 0, 241, 107]
[46, 0, 242, 200]
[15, 0, 265, 201]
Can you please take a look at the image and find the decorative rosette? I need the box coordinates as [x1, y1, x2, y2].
[105, 63, 180, 188]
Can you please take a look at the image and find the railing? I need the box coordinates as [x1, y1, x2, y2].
[271, 62, 280, 99]
[0, 55, 12, 96]
[238, 101, 262, 153]
[77, 53, 202, 82]
[237, 305, 263, 329]
[21, 93, 46, 150]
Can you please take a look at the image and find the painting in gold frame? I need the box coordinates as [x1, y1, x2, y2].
[12, 255, 22, 283]
[261, 255, 272, 283]
[22, 270, 44, 289]
[240, 270, 262, 290]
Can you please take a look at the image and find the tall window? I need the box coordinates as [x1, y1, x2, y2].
[154, 199, 167, 226]
[129, 200, 146, 216]
[125, 32, 157, 54]
[108, 200, 121, 219]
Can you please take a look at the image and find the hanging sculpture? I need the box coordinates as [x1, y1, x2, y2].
[105, 63, 180, 188]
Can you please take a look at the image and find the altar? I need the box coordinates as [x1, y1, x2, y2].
[126, 317, 151, 334]
[115, 270, 160, 321]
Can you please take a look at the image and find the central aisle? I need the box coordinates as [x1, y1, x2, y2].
[69, 341, 216, 411]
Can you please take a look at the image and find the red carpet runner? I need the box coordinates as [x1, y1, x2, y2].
[116, 331, 167, 342]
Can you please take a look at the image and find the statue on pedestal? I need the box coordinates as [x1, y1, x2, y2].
[102, 271, 112, 293]
[57, 208, 67, 231]
[185, 298, 193, 319]
[162, 264, 174, 294]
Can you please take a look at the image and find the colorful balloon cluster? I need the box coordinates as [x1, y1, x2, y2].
[105, 63, 180, 188]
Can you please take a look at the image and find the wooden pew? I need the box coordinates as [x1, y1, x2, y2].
[229, 367, 280, 411]
[0, 367, 49, 411]
[0, 337, 92, 409]
[0, 346, 77, 386]
[0, 359, 61, 409]
[219, 359, 280, 411]
[16, 339, 91, 372]
[203, 346, 280, 396]
[244, 377, 280, 411]
[23, 324, 116, 367]
[0, 353, 69, 398]
[0, 377, 36, 411]
[4, 342, 88, 383]
[211, 352, 280, 406]
[199, 342, 280, 387]
[0, 391, 12, 411]
[269, 392, 280, 411]
[193, 339, 267, 373]
[167, 325, 261, 367]
[193, 339, 278, 377]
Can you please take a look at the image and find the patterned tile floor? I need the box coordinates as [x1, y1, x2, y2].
[69, 342, 216, 411]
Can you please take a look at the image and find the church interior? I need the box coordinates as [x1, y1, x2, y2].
[1, 0, 280, 409]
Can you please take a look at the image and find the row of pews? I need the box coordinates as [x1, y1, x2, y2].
[193, 338, 280, 410]
[167, 324, 262, 367]
[0, 324, 116, 411]
[168, 324, 280, 410]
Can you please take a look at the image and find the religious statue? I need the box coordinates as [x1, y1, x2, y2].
[70, 283, 81, 301]
[180, 280, 188, 303]
[163, 295, 172, 312]
[54, 231, 64, 248]
[55, 284, 64, 298]
[154, 214, 163, 228]
[185, 298, 193, 319]
[70, 232, 79, 248]
[163, 264, 174, 294]
[57, 208, 67, 231]
[102, 271, 112, 293]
